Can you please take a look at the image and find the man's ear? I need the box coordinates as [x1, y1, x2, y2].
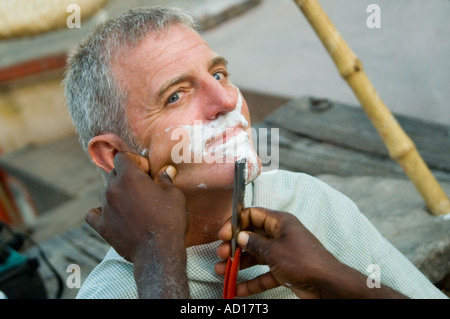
[88, 133, 132, 173]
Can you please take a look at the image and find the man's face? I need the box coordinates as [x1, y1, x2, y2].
[113, 24, 261, 193]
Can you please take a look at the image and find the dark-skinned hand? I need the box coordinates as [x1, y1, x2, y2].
[85, 152, 190, 298]
[215, 207, 408, 299]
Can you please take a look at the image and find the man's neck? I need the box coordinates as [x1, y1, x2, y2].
[184, 187, 234, 247]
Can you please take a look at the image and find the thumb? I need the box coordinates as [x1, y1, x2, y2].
[154, 165, 177, 188]
[124, 152, 150, 173]
[237, 231, 271, 261]
[85, 207, 102, 230]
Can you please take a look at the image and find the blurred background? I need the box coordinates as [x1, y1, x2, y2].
[1, 0, 449, 155]
[0, 0, 449, 299]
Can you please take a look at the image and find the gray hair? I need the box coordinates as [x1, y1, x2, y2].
[63, 7, 200, 156]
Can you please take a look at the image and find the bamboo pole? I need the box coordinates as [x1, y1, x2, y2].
[292, 0, 450, 216]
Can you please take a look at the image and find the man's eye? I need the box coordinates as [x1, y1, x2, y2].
[213, 72, 225, 81]
[167, 92, 180, 104]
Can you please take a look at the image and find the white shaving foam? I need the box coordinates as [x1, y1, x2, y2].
[179, 88, 260, 183]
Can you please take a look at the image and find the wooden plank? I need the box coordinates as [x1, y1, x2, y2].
[253, 124, 450, 182]
[242, 88, 289, 123]
[263, 96, 450, 173]
[26, 235, 93, 299]
[61, 227, 109, 264]
[25, 225, 109, 299]
[276, 127, 406, 177]
[318, 174, 450, 283]
[29, 192, 101, 243]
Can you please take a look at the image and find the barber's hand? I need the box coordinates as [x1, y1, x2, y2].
[216, 207, 408, 299]
[216, 207, 333, 298]
[86, 152, 190, 298]
[216, 207, 356, 298]
[85, 152, 188, 264]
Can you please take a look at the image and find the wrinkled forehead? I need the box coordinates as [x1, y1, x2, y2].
[111, 25, 209, 87]
[113, 24, 204, 69]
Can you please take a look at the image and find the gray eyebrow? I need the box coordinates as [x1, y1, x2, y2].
[157, 73, 190, 99]
[209, 55, 228, 69]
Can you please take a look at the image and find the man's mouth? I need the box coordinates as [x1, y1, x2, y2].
[176, 87, 255, 162]
[204, 126, 245, 154]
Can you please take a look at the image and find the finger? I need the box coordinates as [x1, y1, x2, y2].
[106, 167, 117, 185]
[215, 249, 261, 276]
[237, 231, 272, 261]
[217, 218, 232, 242]
[85, 207, 102, 229]
[236, 250, 260, 270]
[214, 250, 258, 277]
[113, 152, 149, 176]
[154, 165, 177, 188]
[241, 207, 282, 238]
[218, 207, 277, 245]
[216, 241, 231, 260]
[214, 260, 227, 276]
[236, 272, 280, 298]
[128, 152, 150, 173]
[216, 240, 258, 266]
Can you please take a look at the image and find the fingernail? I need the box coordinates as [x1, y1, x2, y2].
[165, 165, 177, 181]
[237, 232, 249, 247]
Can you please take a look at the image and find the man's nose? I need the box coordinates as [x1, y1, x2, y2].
[201, 78, 237, 120]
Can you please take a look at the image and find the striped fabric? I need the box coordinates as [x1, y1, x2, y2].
[76, 170, 447, 299]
